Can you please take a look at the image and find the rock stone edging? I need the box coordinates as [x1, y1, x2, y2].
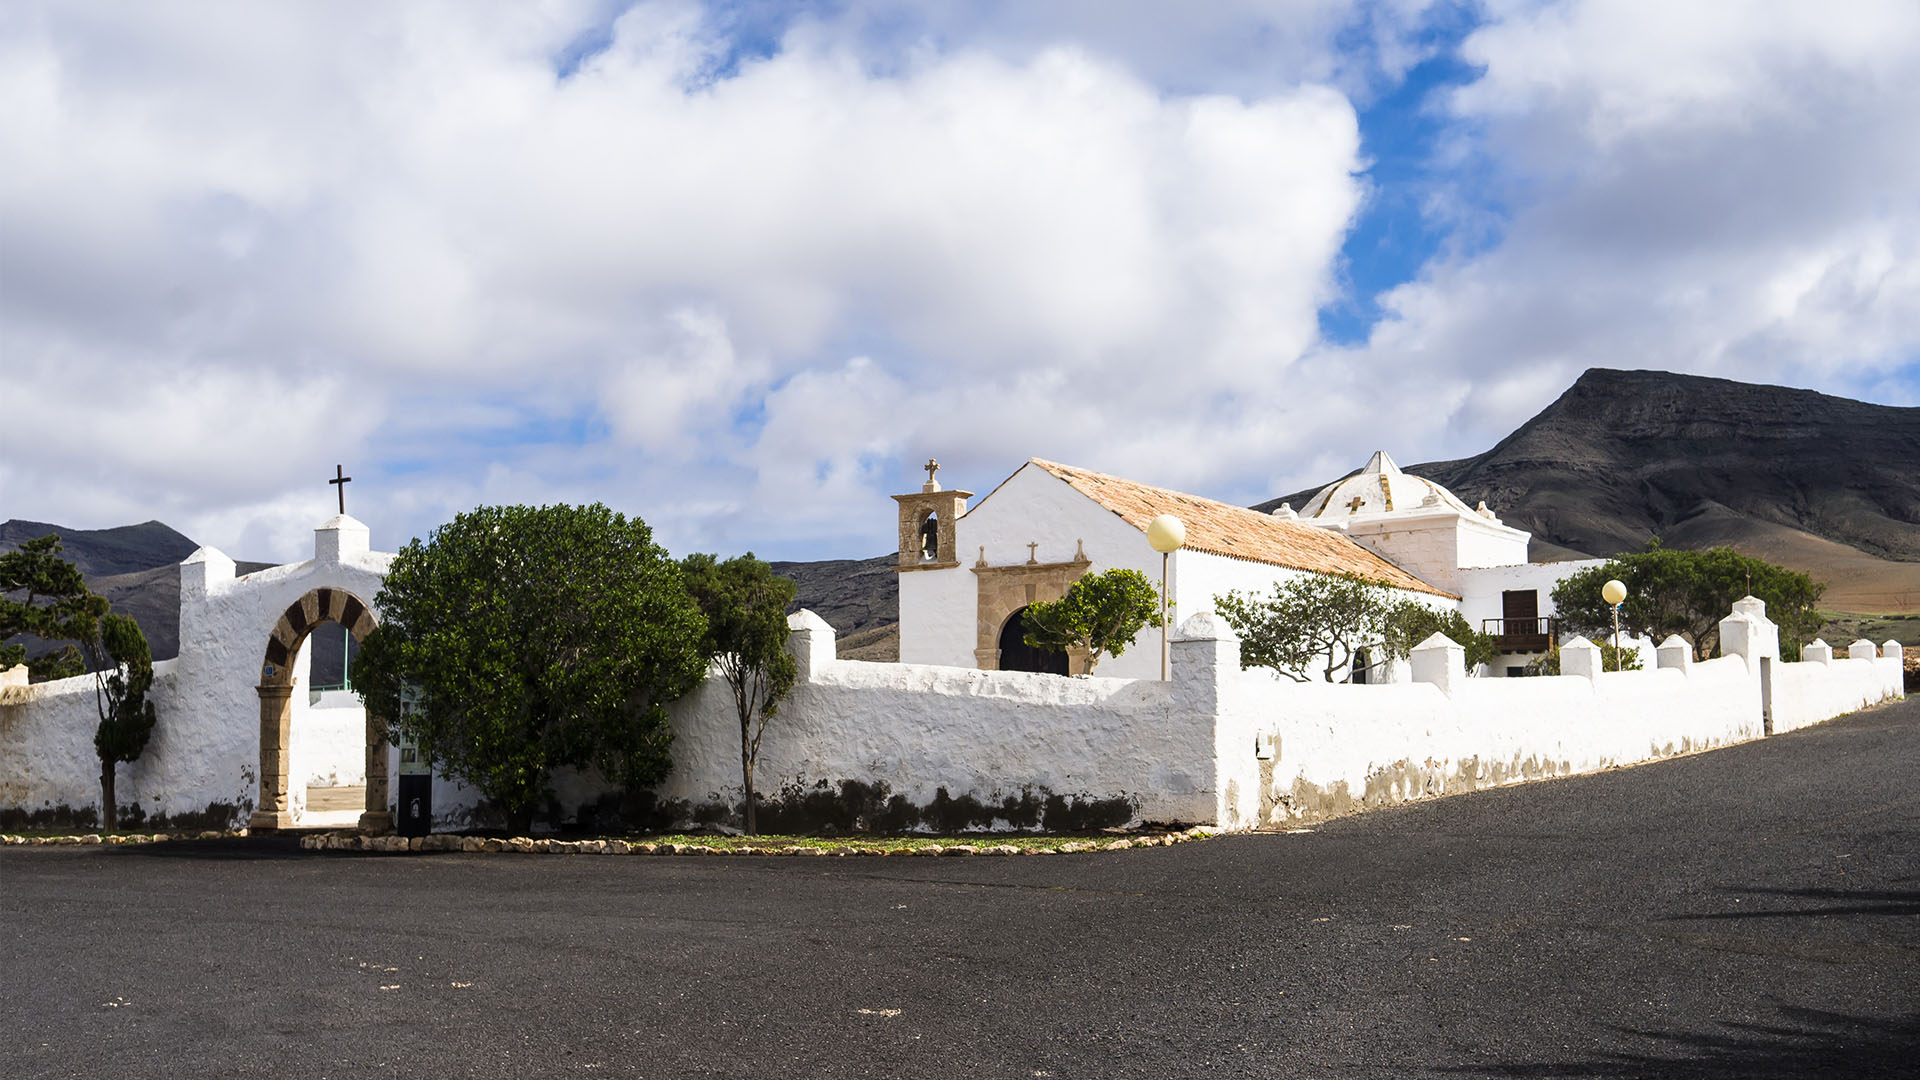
[0, 830, 241, 846]
[296, 826, 1216, 856]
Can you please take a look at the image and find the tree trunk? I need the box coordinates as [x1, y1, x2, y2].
[743, 758, 757, 835]
[100, 758, 117, 833]
[506, 805, 534, 837]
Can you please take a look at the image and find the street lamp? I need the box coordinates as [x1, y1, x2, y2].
[1146, 514, 1186, 680]
[1601, 578, 1627, 671]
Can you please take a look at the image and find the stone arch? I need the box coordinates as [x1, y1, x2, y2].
[970, 552, 1091, 673]
[995, 606, 1069, 675]
[251, 587, 391, 834]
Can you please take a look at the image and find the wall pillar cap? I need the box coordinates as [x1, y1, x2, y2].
[1174, 611, 1236, 642]
[788, 609, 834, 634]
[1562, 634, 1597, 649]
[315, 515, 371, 564]
[1411, 632, 1462, 652]
[1732, 595, 1767, 618]
[1657, 634, 1691, 650]
[1882, 639, 1904, 653]
[183, 544, 234, 567]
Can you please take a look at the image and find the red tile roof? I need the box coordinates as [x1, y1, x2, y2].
[1027, 459, 1453, 597]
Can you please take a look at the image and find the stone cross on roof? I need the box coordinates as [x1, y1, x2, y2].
[329, 464, 352, 514]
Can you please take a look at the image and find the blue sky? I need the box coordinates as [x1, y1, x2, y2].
[4, 0, 1919, 563]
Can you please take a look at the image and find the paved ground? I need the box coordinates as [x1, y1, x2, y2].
[4, 702, 1917, 1079]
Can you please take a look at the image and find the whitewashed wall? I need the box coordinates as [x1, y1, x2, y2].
[1341, 511, 1527, 595]
[1769, 646, 1903, 734]
[1455, 560, 1604, 631]
[423, 611, 1217, 831]
[0, 516, 392, 830]
[292, 691, 369, 788]
[4, 571, 1903, 836]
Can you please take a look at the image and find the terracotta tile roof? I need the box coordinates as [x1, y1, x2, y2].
[1027, 459, 1454, 598]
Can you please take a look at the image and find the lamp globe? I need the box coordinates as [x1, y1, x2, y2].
[1601, 578, 1627, 606]
[1146, 514, 1186, 554]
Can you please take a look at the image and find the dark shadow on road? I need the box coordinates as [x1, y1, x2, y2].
[1455, 1005, 1920, 1079]
[1663, 885, 1920, 920]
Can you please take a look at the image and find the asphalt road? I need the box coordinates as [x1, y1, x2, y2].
[4, 702, 1917, 1080]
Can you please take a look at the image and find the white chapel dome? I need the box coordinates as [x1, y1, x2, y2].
[1298, 450, 1482, 521]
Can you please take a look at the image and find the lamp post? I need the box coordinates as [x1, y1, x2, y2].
[1146, 514, 1186, 680]
[1602, 578, 1627, 671]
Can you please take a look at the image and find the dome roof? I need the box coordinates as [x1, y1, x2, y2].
[1295, 451, 1488, 522]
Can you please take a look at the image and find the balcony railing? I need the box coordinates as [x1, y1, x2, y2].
[1483, 617, 1556, 654]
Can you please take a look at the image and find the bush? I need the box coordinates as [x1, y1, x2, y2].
[355, 504, 708, 834]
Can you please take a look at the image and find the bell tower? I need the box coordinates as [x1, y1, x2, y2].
[893, 458, 971, 571]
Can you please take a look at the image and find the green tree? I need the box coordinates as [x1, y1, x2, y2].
[1021, 568, 1162, 673]
[0, 535, 106, 677]
[1, 535, 158, 828]
[1381, 603, 1501, 674]
[355, 504, 709, 835]
[1550, 541, 1824, 661]
[680, 553, 799, 835]
[1523, 641, 1644, 676]
[88, 614, 158, 831]
[1216, 573, 1404, 683]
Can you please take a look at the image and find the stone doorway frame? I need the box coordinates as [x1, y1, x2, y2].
[972, 551, 1093, 674]
[250, 587, 391, 834]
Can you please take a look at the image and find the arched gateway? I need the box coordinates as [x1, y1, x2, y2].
[250, 586, 392, 834]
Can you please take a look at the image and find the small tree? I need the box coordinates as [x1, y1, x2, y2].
[1216, 573, 1404, 683]
[1551, 541, 1824, 660]
[681, 553, 798, 835]
[355, 504, 709, 834]
[1020, 568, 1162, 673]
[88, 614, 157, 831]
[1381, 603, 1500, 675]
[1, 535, 157, 828]
[0, 535, 106, 677]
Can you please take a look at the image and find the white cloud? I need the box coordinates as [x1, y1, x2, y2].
[0, 0, 1366, 561]
[7, 1, 1919, 568]
[1343, 0, 1920, 451]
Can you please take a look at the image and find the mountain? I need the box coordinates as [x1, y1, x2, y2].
[770, 554, 900, 661]
[1257, 368, 1920, 614]
[2, 520, 275, 663]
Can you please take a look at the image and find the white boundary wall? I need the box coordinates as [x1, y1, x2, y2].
[1, 583, 1905, 833]
[0, 516, 391, 830]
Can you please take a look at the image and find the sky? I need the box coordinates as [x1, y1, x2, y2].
[3, 0, 1919, 564]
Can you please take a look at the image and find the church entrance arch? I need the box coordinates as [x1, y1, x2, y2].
[996, 606, 1069, 675]
[251, 587, 392, 834]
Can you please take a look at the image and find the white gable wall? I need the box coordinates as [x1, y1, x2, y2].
[902, 464, 1168, 678]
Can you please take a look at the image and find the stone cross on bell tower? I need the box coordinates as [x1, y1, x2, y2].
[893, 458, 972, 571]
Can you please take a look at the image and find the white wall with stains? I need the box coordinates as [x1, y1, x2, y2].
[0, 516, 392, 829]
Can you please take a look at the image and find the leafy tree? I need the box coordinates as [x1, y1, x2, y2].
[1, 535, 157, 828]
[1523, 641, 1644, 676]
[1216, 573, 1405, 683]
[681, 553, 799, 835]
[0, 535, 106, 676]
[1020, 568, 1162, 673]
[1550, 541, 1824, 661]
[88, 614, 158, 831]
[1381, 603, 1501, 674]
[355, 504, 709, 835]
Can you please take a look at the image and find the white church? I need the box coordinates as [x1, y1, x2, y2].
[1, 452, 1902, 835]
[893, 451, 1620, 681]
